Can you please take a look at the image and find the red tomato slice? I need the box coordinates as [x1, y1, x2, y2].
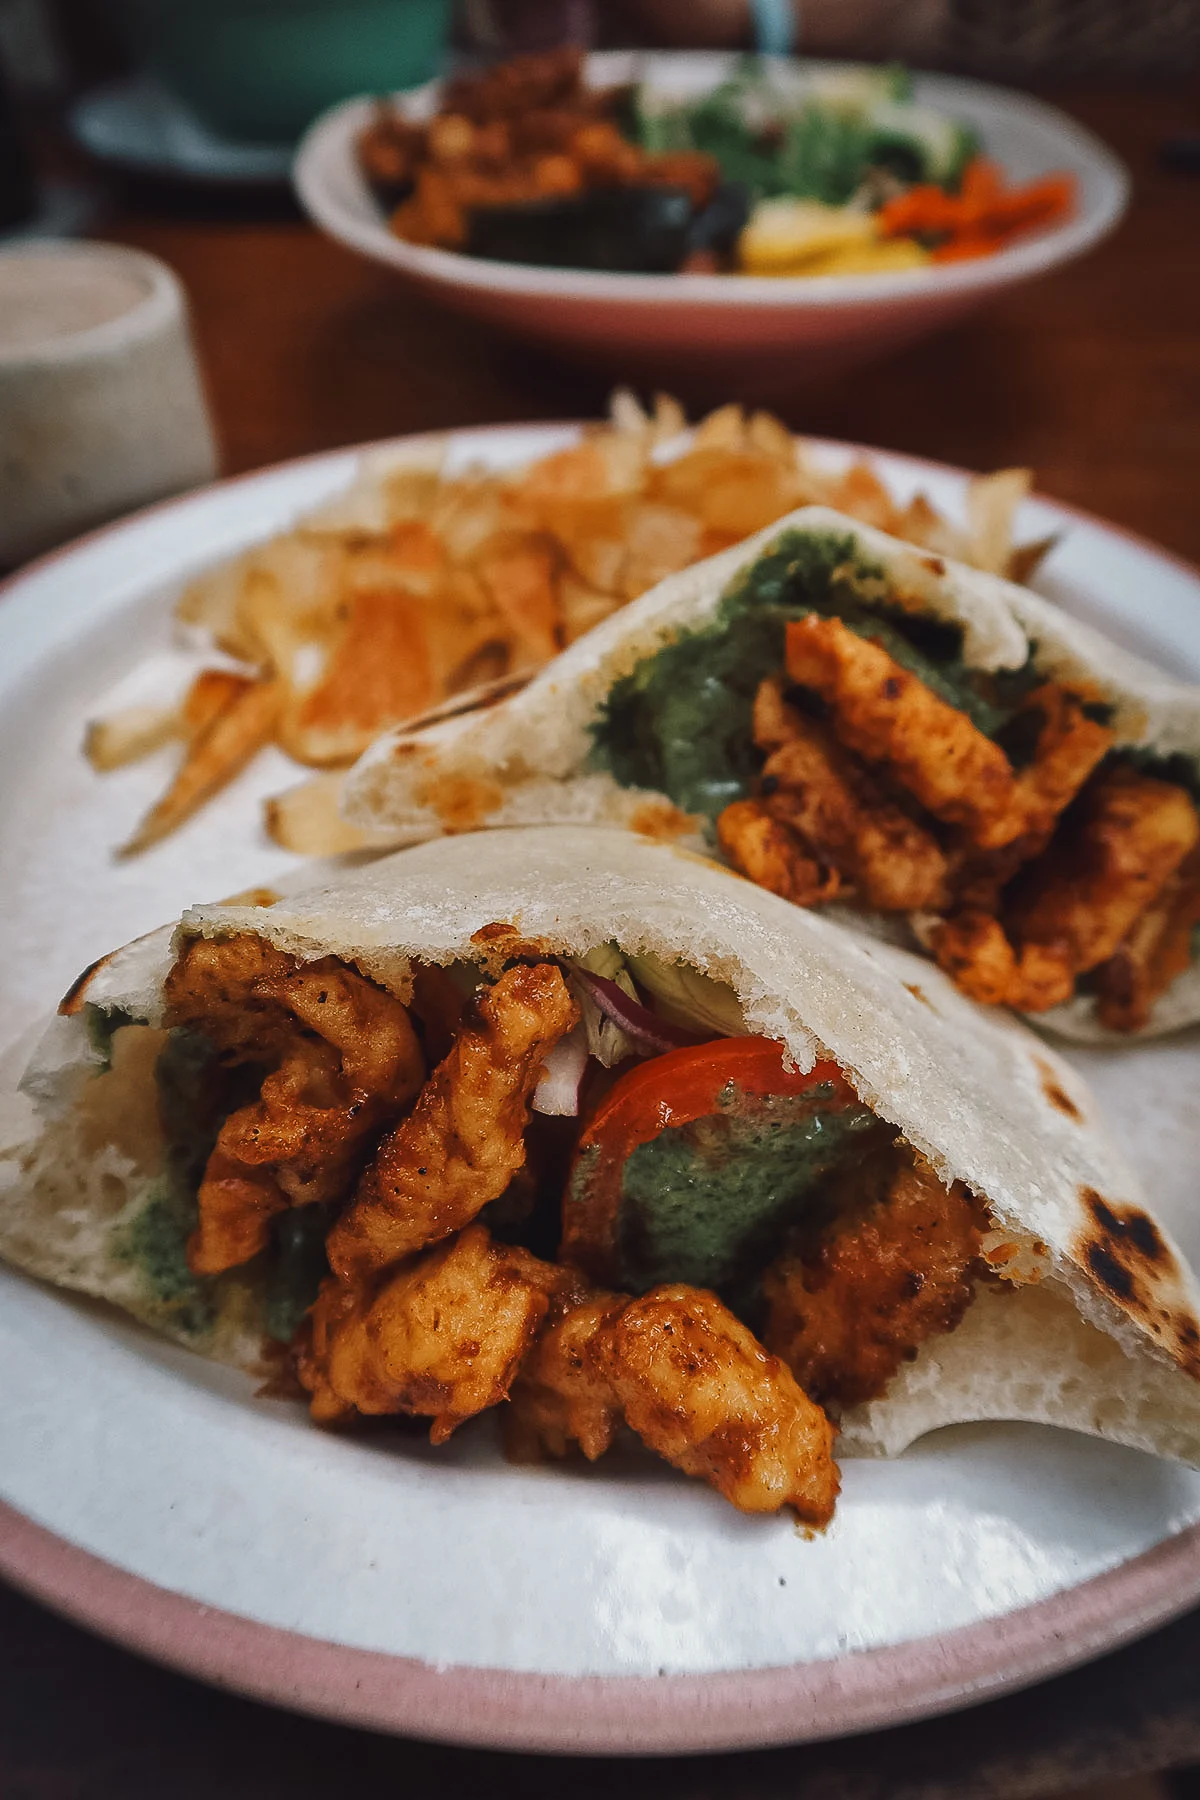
[561, 1037, 856, 1283]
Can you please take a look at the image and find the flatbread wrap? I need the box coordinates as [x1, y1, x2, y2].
[344, 508, 1200, 1040]
[3, 826, 1199, 1524]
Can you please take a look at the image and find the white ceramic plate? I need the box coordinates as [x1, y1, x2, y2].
[294, 53, 1129, 379]
[1, 426, 1199, 1755]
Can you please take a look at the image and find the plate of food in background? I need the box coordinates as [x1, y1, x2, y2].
[294, 50, 1128, 381]
[3, 403, 1200, 1753]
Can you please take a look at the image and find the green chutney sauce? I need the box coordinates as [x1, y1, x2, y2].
[589, 527, 1044, 823]
[598, 1078, 886, 1297]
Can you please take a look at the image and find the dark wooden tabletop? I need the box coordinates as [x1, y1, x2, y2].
[98, 79, 1200, 564]
[4, 72, 1200, 1800]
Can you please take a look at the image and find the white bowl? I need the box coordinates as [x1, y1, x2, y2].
[294, 51, 1129, 383]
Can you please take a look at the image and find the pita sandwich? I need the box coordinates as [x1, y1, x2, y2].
[344, 507, 1200, 1042]
[3, 827, 1199, 1521]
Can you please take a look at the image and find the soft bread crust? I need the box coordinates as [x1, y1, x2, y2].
[343, 506, 1200, 1041]
[4, 825, 1200, 1464]
[0, 1020, 272, 1373]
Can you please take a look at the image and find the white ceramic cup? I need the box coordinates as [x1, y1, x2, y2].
[0, 240, 218, 567]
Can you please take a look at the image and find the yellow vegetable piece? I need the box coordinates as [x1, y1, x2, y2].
[737, 200, 875, 275]
[798, 238, 932, 277]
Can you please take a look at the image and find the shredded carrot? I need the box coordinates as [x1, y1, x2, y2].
[878, 157, 1076, 261]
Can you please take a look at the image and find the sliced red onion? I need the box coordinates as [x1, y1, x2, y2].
[532, 1024, 590, 1116]
[572, 970, 705, 1055]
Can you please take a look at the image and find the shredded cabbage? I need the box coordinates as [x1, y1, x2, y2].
[625, 954, 747, 1038]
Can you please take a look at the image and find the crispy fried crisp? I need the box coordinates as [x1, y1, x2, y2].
[999, 683, 1116, 848]
[327, 962, 578, 1285]
[763, 1154, 987, 1409]
[597, 1285, 838, 1522]
[931, 911, 1075, 1012]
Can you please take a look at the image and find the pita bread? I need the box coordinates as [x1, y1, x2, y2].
[343, 507, 1200, 1041]
[2, 825, 1199, 1467]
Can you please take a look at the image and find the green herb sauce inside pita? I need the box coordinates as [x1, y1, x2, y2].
[565, 1073, 885, 1303]
[588, 528, 1041, 822]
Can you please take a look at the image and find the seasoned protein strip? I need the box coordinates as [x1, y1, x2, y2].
[326, 962, 578, 1284]
[164, 936, 426, 1275]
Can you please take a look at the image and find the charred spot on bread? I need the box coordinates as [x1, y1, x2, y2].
[1076, 1186, 1200, 1376]
[1035, 1058, 1084, 1123]
[59, 950, 120, 1016]
[1084, 1189, 1167, 1264]
[1086, 1240, 1136, 1301]
[418, 771, 505, 833]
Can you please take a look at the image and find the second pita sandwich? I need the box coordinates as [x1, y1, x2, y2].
[344, 508, 1200, 1041]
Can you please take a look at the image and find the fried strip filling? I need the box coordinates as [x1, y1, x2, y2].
[762, 1151, 987, 1410]
[505, 1280, 840, 1522]
[783, 615, 1020, 847]
[936, 767, 1200, 1012]
[299, 1222, 563, 1435]
[705, 614, 1194, 1026]
[326, 961, 578, 1285]
[1092, 847, 1200, 1033]
[166, 938, 1010, 1523]
[739, 676, 949, 911]
[164, 935, 425, 1275]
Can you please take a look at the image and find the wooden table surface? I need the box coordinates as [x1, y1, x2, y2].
[100, 80, 1200, 565]
[5, 73, 1200, 1800]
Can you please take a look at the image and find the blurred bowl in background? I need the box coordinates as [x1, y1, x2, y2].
[95, 0, 450, 144]
[294, 51, 1129, 389]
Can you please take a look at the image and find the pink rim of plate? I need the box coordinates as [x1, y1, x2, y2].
[1, 427, 1198, 1755]
[3, 1496, 1200, 1754]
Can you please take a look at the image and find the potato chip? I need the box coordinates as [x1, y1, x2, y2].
[967, 467, 1033, 575]
[691, 402, 748, 452]
[608, 386, 649, 438]
[182, 668, 257, 737]
[84, 703, 182, 772]
[92, 392, 1051, 854]
[746, 409, 798, 468]
[119, 677, 282, 857]
[828, 461, 901, 533]
[892, 491, 969, 563]
[614, 502, 703, 602]
[176, 556, 262, 663]
[1007, 532, 1059, 585]
[283, 589, 439, 767]
[650, 392, 687, 446]
[472, 530, 562, 664]
[654, 448, 805, 539]
[560, 573, 619, 644]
